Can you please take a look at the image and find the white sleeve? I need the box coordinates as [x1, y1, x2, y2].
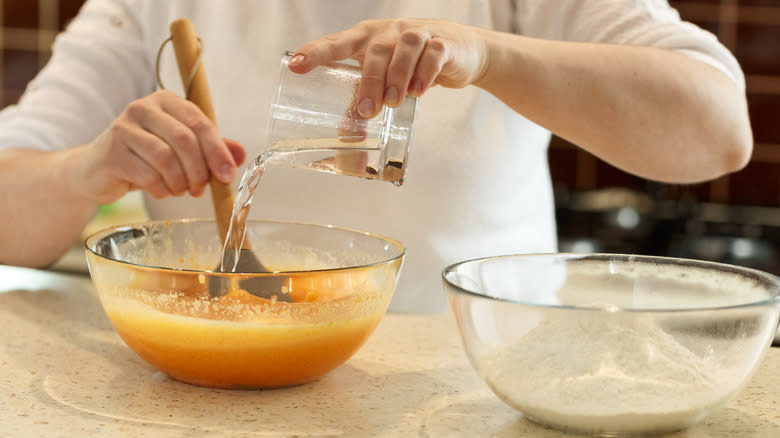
[0, 0, 154, 152]
[513, 0, 745, 91]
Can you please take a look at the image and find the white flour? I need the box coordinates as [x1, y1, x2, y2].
[479, 313, 740, 435]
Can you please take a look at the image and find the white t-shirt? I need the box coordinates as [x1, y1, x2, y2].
[0, 0, 743, 313]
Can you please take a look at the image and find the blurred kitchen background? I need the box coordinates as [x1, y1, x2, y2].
[0, 0, 778, 275]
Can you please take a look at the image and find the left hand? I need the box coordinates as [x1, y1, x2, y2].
[289, 18, 489, 118]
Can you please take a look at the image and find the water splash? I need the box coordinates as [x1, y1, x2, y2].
[218, 151, 273, 273]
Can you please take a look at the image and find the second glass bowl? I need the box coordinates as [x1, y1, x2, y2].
[443, 253, 780, 436]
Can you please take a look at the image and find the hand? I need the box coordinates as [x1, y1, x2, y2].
[71, 90, 246, 204]
[289, 18, 489, 118]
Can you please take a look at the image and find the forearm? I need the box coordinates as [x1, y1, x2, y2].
[475, 32, 753, 183]
[0, 148, 98, 268]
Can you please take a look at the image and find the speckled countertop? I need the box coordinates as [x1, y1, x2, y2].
[1, 265, 778, 437]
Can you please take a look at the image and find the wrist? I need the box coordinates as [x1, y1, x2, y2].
[471, 31, 560, 120]
[472, 29, 524, 92]
[56, 145, 102, 207]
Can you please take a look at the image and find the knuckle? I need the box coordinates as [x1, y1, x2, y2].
[109, 120, 131, 138]
[321, 33, 340, 44]
[387, 60, 412, 79]
[170, 127, 196, 150]
[357, 19, 379, 29]
[400, 30, 425, 47]
[395, 18, 421, 30]
[427, 39, 447, 54]
[320, 37, 345, 59]
[395, 18, 411, 29]
[133, 134, 157, 151]
[361, 71, 385, 85]
[152, 149, 177, 172]
[367, 41, 394, 58]
[124, 100, 149, 120]
[385, 71, 409, 88]
[314, 33, 341, 56]
[184, 114, 212, 135]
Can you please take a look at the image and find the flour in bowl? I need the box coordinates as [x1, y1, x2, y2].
[478, 312, 741, 435]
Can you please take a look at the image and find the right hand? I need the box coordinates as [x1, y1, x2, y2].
[290, 18, 489, 118]
[69, 90, 246, 204]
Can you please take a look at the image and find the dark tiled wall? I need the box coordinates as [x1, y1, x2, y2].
[0, 0, 84, 106]
[1, 1, 778, 207]
[550, 0, 780, 207]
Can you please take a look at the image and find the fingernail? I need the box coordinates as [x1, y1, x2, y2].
[289, 54, 305, 66]
[384, 87, 399, 106]
[409, 79, 424, 96]
[358, 98, 375, 118]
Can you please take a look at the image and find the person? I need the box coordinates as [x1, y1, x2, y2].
[0, 0, 751, 313]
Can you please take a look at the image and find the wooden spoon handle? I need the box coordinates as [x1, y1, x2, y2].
[169, 18, 235, 244]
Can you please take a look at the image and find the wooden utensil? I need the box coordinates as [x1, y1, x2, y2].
[169, 18, 290, 301]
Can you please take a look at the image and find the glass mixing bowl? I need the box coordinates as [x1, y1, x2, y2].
[443, 253, 780, 436]
[85, 219, 404, 389]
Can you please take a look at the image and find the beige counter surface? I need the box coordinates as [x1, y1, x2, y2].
[1, 265, 778, 437]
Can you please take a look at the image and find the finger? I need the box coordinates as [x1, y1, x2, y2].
[125, 155, 170, 199]
[139, 108, 209, 197]
[337, 99, 368, 143]
[384, 30, 428, 107]
[160, 97, 238, 184]
[118, 121, 188, 196]
[357, 39, 395, 118]
[289, 27, 369, 74]
[224, 138, 247, 166]
[114, 138, 173, 199]
[409, 38, 450, 97]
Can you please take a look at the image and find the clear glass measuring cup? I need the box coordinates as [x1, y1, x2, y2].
[265, 51, 418, 186]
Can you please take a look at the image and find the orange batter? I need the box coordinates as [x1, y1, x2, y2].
[100, 286, 386, 389]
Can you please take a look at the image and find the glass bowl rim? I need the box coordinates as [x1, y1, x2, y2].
[442, 252, 780, 313]
[84, 218, 406, 275]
